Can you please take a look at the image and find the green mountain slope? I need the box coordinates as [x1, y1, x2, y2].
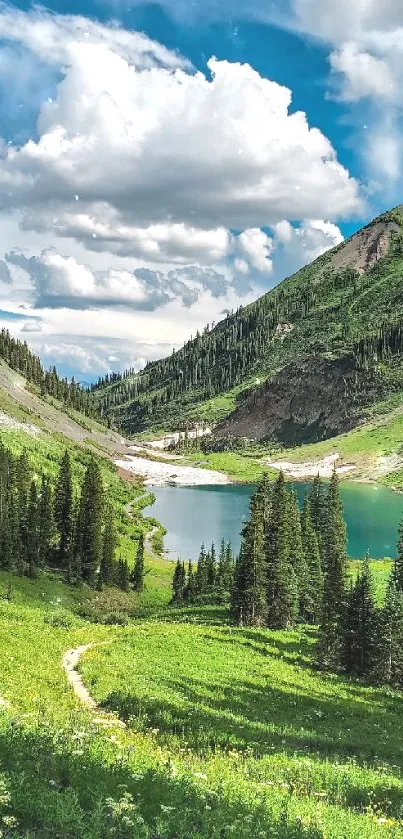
[92, 205, 403, 440]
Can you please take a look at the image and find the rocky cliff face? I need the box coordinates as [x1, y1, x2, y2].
[217, 356, 381, 444]
[329, 213, 402, 275]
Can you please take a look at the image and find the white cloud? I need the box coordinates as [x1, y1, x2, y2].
[20, 320, 43, 333]
[0, 2, 188, 70]
[288, 1, 403, 190]
[272, 218, 343, 276]
[329, 43, 397, 102]
[0, 14, 361, 255]
[237, 228, 273, 274]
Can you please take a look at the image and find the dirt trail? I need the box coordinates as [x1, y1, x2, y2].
[62, 644, 97, 709]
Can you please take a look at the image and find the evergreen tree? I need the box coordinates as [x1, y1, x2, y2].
[184, 560, 196, 601]
[374, 577, 403, 687]
[232, 488, 267, 626]
[54, 450, 74, 575]
[395, 515, 403, 590]
[342, 554, 377, 676]
[316, 469, 348, 668]
[195, 544, 208, 594]
[172, 559, 186, 603]
[300, 497, 323, 623]
[75, 459, 104, 586]
[206, 543, 216, 588]
[117, 557, 130, 592]
[131, 533, 145, 592]
[287, 488, 309, 621]
[38, 476, 54, 568]
[26, 480, 39, 578]
[216, 540, 235, 591]
[308, 474, 326, 564]
[98, 503, 116, 589]
[266, 472, 298, 628]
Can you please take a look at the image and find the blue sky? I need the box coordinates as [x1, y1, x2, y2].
[0, 0, 401, 378]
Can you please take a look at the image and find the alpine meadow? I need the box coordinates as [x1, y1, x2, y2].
[3, 2, 403, 837]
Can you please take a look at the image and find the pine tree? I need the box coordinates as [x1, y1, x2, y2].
[54, 450, 74, 575]
[217, 540, 235, 591]
[287, 489, 309, 622]
[26, 480, 39, 578]
[75, 459, 104, 586]
[266, 472, 298, 628]
[300, 497, 323, 623]
[184, 561, 196, 601]
[117, 557, 130, 592]
[374, 577, 403, 687]
[131, 533, 145, 592]
[342, 554, 377, 676]
[38, 476, 54, 569]
[317, 469, 348, 668]
[308, 474, 326, 565]
[206, 543, 216, 588]
[232, 488, 267, 626]
[98, 504, 116, 589]
[172, 559, 186, 603]
[395, 515, 403, 590]
[195, 544, 208, 594]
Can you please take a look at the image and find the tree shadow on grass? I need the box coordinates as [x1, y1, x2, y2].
[0, 719, 326, 839]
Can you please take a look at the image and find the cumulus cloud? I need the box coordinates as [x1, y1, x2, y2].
[0, 2, 188, 70]
[289, 0, 403, 188]
[272, 218, 343, 277]
[20, 320, 43, 332]
[0, 259, 11, 284]
[0, 11, 361, 262]
[5, 249, 232, 310]
[237, 229, 273, 274]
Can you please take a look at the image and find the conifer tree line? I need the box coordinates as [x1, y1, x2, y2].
[223, 468, 403, 688]
[0, 443, 145, 592]
[171, 540, 235, 604]
[355, 323, 403, 370]
[0, 328, 99, 417]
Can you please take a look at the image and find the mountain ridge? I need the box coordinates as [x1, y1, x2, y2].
[93, 204, 403, 442]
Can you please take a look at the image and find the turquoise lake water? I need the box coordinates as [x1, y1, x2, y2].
[150, 482, 403, 561]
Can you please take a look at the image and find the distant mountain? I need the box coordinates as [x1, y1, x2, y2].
[94, 205, 403, 443]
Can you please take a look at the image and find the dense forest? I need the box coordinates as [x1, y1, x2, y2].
[0, 329, 99, 418]
[0, 443, 144, 592]
[172, 470, 403, 688]
[92, 211, 403, 432]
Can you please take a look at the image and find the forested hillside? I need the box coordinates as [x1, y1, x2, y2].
[93, 206, 403, 439]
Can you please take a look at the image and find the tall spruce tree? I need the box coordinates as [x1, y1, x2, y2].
[54, 450, 74, 575]
[308, 474, 326, 565]
[26, 480, 39, 578]
[184, 560, 196, 601]
[232, 487, 267, 626]
[342, 554, 377, 676]
[195, 544, 208, 594]
[316, 469, 348, 668]
[374, 577, 403, 687]
[395, 515, 403, 590]
[300, 497, 323, 623]
[75, 459, 104, 586]
[117, 556, 130, 592]
[172, 559, 186, 603]
[131, 533, 145, 592]
[38, 476, 54, 569]
[287, 489, 310, 622]
[99, 503, 116, 589]
[206, 543, 216, 588]
[266, 472, 298, 628]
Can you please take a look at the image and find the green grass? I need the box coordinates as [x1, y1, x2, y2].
[78, 620, 403, 838]
[1, 571, 403, 838]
